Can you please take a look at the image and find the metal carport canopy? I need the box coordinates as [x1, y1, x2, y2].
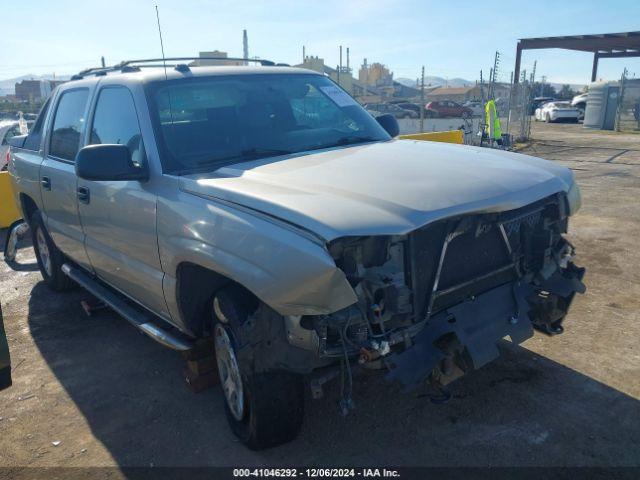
[513, 31, 640, 83]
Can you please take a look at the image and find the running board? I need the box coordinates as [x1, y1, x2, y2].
[61, 263, 194, 352]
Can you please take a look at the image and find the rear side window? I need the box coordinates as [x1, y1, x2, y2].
[90, 87, 145, 166]
[49, 89, 89, 161]
[23, 98, 52, 151]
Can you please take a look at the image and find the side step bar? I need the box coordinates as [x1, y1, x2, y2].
[62, 263, 194, 352]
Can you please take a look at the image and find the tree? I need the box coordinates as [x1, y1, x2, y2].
[558, 84, 576, 99]
[530, 82, 556, 100]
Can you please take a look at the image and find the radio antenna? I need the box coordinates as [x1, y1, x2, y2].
[154, 5, 175, 127]
[155, 5, 168, 81]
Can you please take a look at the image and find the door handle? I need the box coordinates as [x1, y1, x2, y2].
[41, 177, 51, 191]
[77, 186, 90, 204]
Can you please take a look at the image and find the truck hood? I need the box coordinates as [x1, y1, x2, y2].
[179, 140, 575, 241]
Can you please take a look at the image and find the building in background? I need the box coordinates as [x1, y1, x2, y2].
[189, 51, 245, 67]
[426, 83, 510, 103]
[296, 55, 418, 102]
[359, 60, 393, 88]
[296, 55, 364, 96]
[14, 79, 64, 101]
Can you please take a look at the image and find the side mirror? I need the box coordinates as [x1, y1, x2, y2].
[376, 113, 400, 138]
[8, 135, 27, 149]
[75, 144, 148, 182]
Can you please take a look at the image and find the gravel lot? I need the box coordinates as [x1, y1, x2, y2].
[0, 121, 639, 472]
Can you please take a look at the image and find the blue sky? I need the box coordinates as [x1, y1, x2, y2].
[2, 0, 639, 85]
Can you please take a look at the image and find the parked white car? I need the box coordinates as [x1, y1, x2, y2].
[535, 101, 580, 123]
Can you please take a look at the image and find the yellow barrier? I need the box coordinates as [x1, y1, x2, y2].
[399, 130, 464, 144]
[0, 172, 21, 228]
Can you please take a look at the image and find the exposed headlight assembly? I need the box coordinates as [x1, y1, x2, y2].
[566, 181, 582, 216]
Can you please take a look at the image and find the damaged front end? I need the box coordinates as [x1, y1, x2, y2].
[288, 192, 585, 395]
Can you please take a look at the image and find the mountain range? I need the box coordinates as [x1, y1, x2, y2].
[395, 76, 586, 91]
[395, 76, 475, 88]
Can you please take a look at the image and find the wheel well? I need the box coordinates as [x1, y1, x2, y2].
[19, 194, 38, 223]
[176, 262, 259, 337]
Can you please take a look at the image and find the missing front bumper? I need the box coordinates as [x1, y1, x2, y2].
[386, 263, 585, 390]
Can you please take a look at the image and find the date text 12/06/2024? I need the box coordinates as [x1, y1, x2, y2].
[232, 468, 401, 478]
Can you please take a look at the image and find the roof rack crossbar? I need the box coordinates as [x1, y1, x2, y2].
[120, 57, 275, 67]
[70, 57, 277, 80]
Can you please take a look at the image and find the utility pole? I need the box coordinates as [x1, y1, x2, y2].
[490, 51, 500, 99]
[363, 58, 368, 86]
[506, 71, 514, 135]
[615, 67, 628, 131]
[101, 56, 106, 68]
[420, 65, 425, 133]
[302, 45, 305, 63]
[338, 45, 342, 85]
[530, 60, 537, 85]
[519, 69, 528, 141]
[479, 70, 486, 146]
[489, 68, 493, 99]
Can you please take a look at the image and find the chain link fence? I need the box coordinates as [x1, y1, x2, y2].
[505, 81, 532, 143]
[616, 76, 640, 132]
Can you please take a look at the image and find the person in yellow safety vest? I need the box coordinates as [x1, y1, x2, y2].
[484, 99, 502, 145]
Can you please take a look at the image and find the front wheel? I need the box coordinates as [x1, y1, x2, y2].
[212, 294, 304, 450]
[30, 211, 74, 291]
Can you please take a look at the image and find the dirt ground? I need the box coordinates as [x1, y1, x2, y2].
[0, 121, 639, 471]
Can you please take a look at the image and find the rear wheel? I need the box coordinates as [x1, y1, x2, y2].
[212, 289, 304, 450]
[30, 211, 73, 291]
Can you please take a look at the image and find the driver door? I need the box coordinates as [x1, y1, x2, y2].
[77, 86, 169, 318]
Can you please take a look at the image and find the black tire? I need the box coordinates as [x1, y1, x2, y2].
[30, 211, 74, 291]
[227, 369, 304, 450]
[212, 289, 304, 450]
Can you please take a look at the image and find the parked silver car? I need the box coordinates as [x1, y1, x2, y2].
[7, 60, 585, 449]
[365, 102, 419, 119]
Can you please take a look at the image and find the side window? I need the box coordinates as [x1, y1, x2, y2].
[50, 89, 89, 161]
[23, 98, 52, 151]
[90, 87, 145, 166]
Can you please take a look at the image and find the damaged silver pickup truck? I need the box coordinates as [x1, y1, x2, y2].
[7, 59, 585, 450]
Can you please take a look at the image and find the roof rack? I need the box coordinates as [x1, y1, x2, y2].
[70, 57, 282, 80]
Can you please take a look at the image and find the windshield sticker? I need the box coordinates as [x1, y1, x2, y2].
[320, 85, 358, 107]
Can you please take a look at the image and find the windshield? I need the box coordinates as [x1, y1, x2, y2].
[146, 73, 390, 175]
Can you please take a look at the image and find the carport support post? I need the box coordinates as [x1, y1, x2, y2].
[591, 52, 600, 82]
[513, 42, 522, 85]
